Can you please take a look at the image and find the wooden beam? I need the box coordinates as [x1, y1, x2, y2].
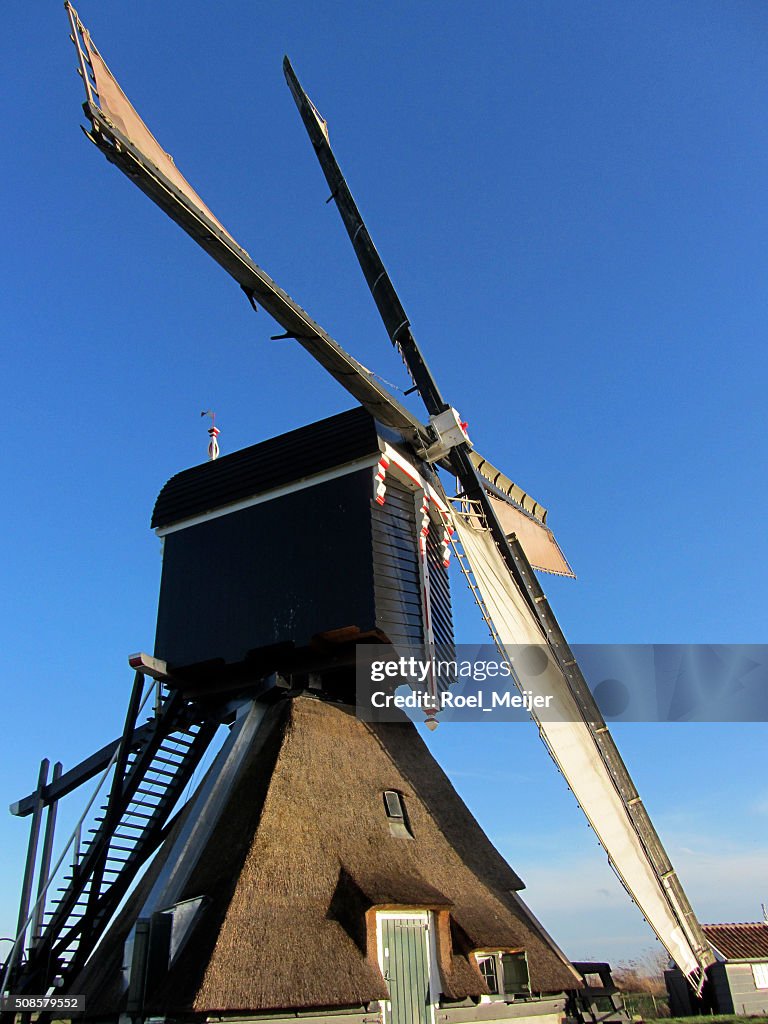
[128, 652, 170, 681]
[10, 721, 157, 817]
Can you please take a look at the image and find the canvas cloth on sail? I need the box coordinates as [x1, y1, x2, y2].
[486, 493, 573, 577]
[468, 452, 574, 577]
[451, 509, 708, 980]
[80, 26, 234, 241]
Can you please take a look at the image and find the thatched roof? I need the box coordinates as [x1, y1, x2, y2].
[80, 695, 579, 1018]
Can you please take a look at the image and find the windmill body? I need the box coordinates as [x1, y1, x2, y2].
[151, 407, 453, 679]
[1, 406, 580, 1023]
[1, 6, 717, 1021]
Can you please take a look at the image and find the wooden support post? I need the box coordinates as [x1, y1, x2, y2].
[12, 759, 49, 971]
[128, 652, 170, 681]
[30, 762, 62, 946]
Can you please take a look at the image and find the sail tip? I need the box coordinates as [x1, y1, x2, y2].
[283, 56, 302, 101]
[283, 55, 298, 87]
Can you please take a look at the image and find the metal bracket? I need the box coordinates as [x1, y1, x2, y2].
[240, 286, 258, 312]
[417, 408, 472, 463]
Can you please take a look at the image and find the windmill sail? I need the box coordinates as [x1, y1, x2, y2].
[467, 452, 574, 577]
[283, 57, 446, 414]
[283, 57, 712, 981]
[484, 491, 574, 577]
[284, 59, 574, 579]
[470, 452, 573, 577]
[64, 4, 429, 443]
[73, 16, 233, 240]
[450, 507, 712, 982]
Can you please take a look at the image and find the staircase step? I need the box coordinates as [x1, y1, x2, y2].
[143, 765, 177, 779]
[162, 734, 195, 748]
[152, 753, 185, 768]
[135, 786, 164, 799]
[130, 795, 160, 809]
[122, 809, 154, 821]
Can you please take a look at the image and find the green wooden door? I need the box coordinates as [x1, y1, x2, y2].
[379, 914, 432, 1024]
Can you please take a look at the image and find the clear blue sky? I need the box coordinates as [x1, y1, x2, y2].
[1, 3, 766, 965]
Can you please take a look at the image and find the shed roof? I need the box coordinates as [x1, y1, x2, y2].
[702, 923, 768, 960]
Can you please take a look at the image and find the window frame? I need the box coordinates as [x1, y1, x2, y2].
[476, 953, 499, 994]
[383, 789, 413, 838]
[473, 949, 530, 1001]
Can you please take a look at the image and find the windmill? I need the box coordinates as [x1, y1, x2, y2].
[0, 6, 715, 1021]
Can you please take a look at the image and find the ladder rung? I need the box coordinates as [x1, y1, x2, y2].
[135, 786, 164, 798]
[164, 728, 195, 741]
[152, 753, 185, 768]
[143, 765, 176, 779]
[130, 795, 161, 809]
[159, 741, 192, 756]
[167, 729, 197, 744]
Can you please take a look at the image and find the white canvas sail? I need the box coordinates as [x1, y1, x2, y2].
[451, 508, 712, 982]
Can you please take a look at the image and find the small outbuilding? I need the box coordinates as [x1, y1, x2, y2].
[666, 920, 768, 1016]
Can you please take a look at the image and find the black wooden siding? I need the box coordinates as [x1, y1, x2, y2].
[372, 476, 423, 647]
[154, 469, 377, 668]
[425, 517, 454, 655]
[371, 476, 453, 655]
[150, 407, 453, 672]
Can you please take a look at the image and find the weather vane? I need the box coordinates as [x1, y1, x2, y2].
[200, 410, 220, 461]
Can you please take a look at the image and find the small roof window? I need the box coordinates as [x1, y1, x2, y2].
[384, 790, 405, 819]
[383, 790, 412, 838]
